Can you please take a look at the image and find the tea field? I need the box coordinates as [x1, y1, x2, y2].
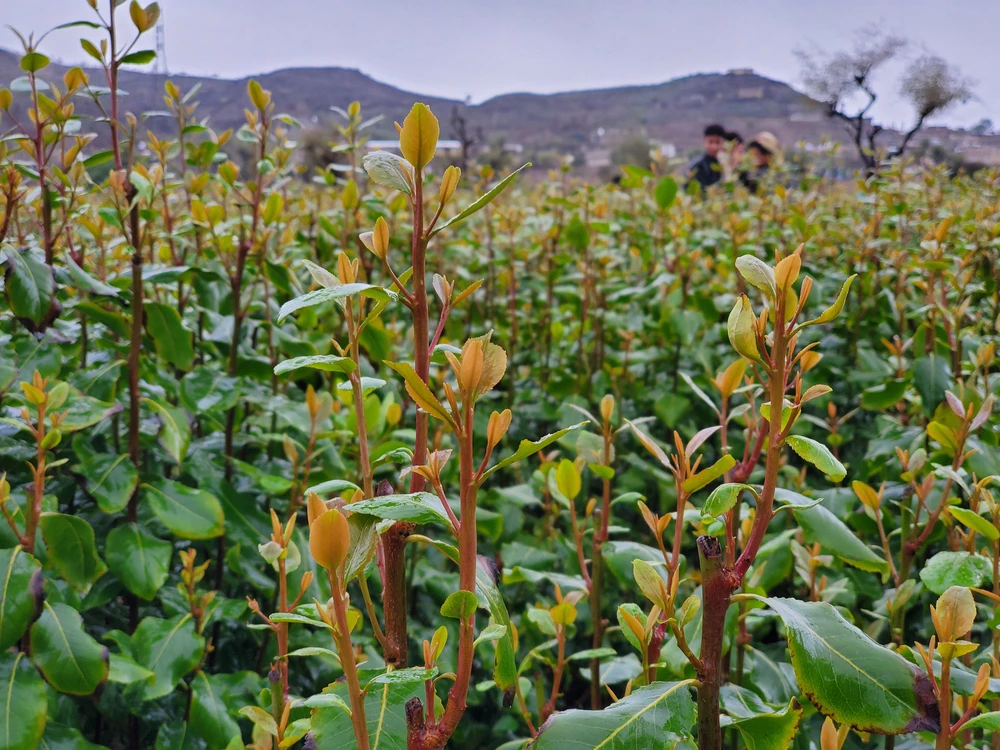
[1, 8, 1000, 750]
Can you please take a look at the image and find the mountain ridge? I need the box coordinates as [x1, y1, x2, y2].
[0, 46, 888, 156]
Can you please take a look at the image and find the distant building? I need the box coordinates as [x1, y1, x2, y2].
[365, 139, 462, 155]
[652, 141, 677, 158]
[737, 87, 764, 99]
[727, 68, 755, 76]
[584, 148, 612, 168]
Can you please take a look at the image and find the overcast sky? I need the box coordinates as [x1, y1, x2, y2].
[2, 0, 996, 129]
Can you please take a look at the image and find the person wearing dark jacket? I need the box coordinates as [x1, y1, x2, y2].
[686, 124, 726, 190]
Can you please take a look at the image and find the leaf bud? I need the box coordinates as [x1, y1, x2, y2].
[486, 409, 512, 450]
[774, 252, 801, 292]
[247, 79, 270, 111]
[930, 585, 976, 643]
[306, 492, 328, 526]
[600, 394, 615, 422]
[309, 507, 350, 573]
[458, 339, 484, 395]
[336, 252, 355, 284]
[439, 165, 460, 204]
[727, 295, 760, 362]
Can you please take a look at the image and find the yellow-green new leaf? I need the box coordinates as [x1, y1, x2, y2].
[555, 459, 581, 500]
[785, 435, 846, 481]
[682, 454, 736, 494]
[807, 274, 857, 326]
[385, 361, 455, 428]
[399, 103, 439, 170]
[949, 507, 999, 541]
[735, 255, 776, 300]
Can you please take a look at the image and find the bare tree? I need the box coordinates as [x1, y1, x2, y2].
[797, 27, 973, 172]
[450, 104, 483, 174]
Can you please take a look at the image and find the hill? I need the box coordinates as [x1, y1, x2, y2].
[5, 47, 984, 163]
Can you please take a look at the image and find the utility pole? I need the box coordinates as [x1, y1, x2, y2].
[153, 16, 168, 75]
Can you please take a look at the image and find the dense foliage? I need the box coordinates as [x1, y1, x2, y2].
[1, 4, 1000, 750]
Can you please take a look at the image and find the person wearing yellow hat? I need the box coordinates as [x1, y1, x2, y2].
[740, 131, 780, 192]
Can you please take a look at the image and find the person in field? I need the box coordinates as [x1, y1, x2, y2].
[686, 124, 727, 190]
[739, 131, 779, 192]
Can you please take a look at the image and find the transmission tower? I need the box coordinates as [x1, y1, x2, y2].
[153, 17, 168, 75]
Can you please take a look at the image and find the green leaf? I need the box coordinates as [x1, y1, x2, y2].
[20, 52, 50, 73]
[4, 249, 54, 326]
[369, 667, 438, 685]
[919, 550, 992, 595]
[30, 602, 109, 696]
[960, 712, 1000, 732]
[348, 492, 455, 531]
[601, 542, 665, 585]
[682, 454, 736, 494]
[145, 302, 195, 370]
[82, 150, 114, 169]
[785, 435, 846, 481]
[948, 507, 999, 541]
[384, 360, 454, 425]
[913, 355, 953, 417]
[39, 724, 108, 749]
[430, 163, 531, 237]
[74, 452, 136, 513]
[64, 256, 119, 297]
[481, 422, 587, 481]
[568, 647, 618, 662]
[794, 504, 888, 575]
[476, 556, 517, 692]
[565, 216, 590, 250]
[807, 274, 856, 325]
[107, 652, 155, 686]
[861, 379, 907, 410]
[307, 479, 361, 497]
[756, 597, 939, 734]
[702, 483, 754, 517]
[0, 652, 47, 750]
[132, 614, 204, 700]
[268, 613, 332, 629]
[120, 50, 156, 65]
[39, 514, 107, 590]
[75, 300, 129, 338]
[179, 367, 239, 414]
[309, 679, 423, 749]
[655, 176, 678, 210]
[145, 400, 191, 466]
[144, 479, 225, 540]
[361, 150, 413, 195]
[441, 590, 478, 619]
[277, 283, 390, 323]
[105, 523, 172, 601]
[274, 355, 357, 376]
[344, 513, 378, 585]
[0, 546, 42, 650]
[530, 680, 695, 749]
[60, 393, 122, 432]
[189, 671, 241, 748]
[720, 685, 802, 750]
[155, 723, 208, 750]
